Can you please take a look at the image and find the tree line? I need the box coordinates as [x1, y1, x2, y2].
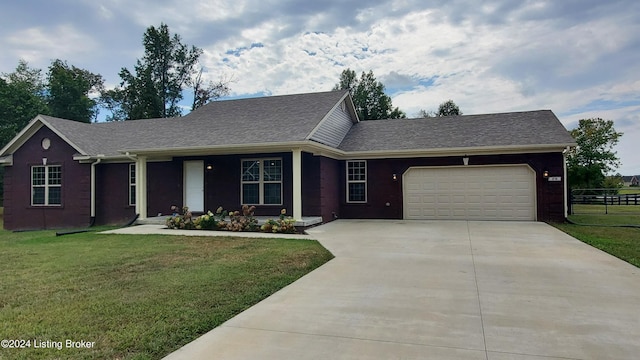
[332, 68, 462, 120]
[0, 23, 230, 148]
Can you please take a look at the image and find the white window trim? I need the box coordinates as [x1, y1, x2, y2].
[31, 164, 62, 206]
[346, 160, 367, 203]
[129, 163, 136, 206]
[241, 158, 283, 205]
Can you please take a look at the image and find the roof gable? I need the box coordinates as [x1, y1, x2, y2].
[0, 115, 91, 157]
[307, 94, 358, 147]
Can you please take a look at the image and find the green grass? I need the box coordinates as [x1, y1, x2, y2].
[619, 187, 640, 195]
[554, 211, 640, 268]
[569, 204, 640, 225]
[0, 226, 333, 360]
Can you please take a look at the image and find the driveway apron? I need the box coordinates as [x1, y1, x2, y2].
[163, 220, 640, 360]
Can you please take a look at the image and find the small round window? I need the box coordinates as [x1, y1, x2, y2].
[41, 138, 51, 150]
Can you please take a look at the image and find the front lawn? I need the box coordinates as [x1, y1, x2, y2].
[0, 227, 333, 360]
[554, 212, 640, 268]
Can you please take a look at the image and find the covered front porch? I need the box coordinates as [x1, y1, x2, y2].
[132, 148, 320, 223]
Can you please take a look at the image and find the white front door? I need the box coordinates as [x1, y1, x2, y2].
[184, 160, 204, 212]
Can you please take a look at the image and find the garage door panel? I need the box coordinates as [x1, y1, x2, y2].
[482, 195, 498, 203]
[404, 166, 535, 221]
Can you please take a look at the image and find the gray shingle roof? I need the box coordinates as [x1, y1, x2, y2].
[22, 94, 574, 159]
[40, 90, 350, 156]
[338, 110, 575, 152]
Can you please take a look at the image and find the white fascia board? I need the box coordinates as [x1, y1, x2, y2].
[74, 154, 173, 164]
[0, 154, 13, 166]
[114, 141, 576, 162]
[344, 93, 359, 123]
[0, 115, 89, 157]
[119, 141, 325, 157]
[0, 117, 44, 156]
[32, 115, 89, 155]
[336, 143, 577, 160]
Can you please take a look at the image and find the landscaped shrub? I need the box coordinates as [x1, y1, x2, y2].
[166, 206, 194, 229]
[193, 206, 228, 230]
[261, 209, 297, 233]
[222, 205, 258, 232]
[165, 206, 299, 234]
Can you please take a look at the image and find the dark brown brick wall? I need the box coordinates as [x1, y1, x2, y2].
[319, 156, 341, 222]
[4, 126, 91, 230]
[95, 163, 136, 225]
[148, 160, 182, 217]
[4, 139, 567, 230]
[339, 153, 566, 223]
[301, 153, 341, 222]
[302, 152, 321, 216]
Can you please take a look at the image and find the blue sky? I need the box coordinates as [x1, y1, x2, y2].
[1, 0, 639, 175]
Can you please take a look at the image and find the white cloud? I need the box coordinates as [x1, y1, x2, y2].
[4, 24, 98, 67]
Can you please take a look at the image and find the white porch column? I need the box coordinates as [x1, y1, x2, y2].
[136, 156, 148, 220]
[292, 149, 302, 220]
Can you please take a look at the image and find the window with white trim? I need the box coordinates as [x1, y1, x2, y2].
[241, 158, 282, 205]
[31, 165, 62, 206]
[346, 160, 367, 203]
[129, 163, 136, 206]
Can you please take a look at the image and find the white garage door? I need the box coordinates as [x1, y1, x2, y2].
[403, 166, 536, 221]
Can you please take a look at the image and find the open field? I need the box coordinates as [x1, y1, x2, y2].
[0, 226, 333, 359]
[619, 187, 640, 195]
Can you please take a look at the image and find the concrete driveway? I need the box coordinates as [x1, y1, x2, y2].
[163, 220, 640, 360]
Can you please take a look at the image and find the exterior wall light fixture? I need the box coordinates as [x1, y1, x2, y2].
[392, 173, 397, 181]
[463, 156, 469, 166]
[543, 170, 549, 178]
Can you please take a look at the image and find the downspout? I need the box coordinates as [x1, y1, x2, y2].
[124, 152, 144, 221]
[90, 155, 104, 226]
[563, 146, 570, 219]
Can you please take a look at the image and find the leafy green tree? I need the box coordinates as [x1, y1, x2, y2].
[1, 61, 50, 204]
[191, 67, 230, 111]
[4, 59, 47, 97]
[437, 99, 462, 116]
[106, 23, 215, 120]
[333, 69, 405, 120]
[602, 174, 624, 194]
[334, 68, 358, 92]
[418, 100, 462, 118]
[417, 109, 436, 118]
[0, 61, 49, 147]
[47, 59, 104, 123]
[567, 118, 623, 189]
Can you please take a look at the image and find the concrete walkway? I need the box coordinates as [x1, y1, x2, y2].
[161, 220, 640, 360]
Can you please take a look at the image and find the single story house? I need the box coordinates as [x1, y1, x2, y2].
[622, 175, 639, 187]
[0, 90, 575, 230]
